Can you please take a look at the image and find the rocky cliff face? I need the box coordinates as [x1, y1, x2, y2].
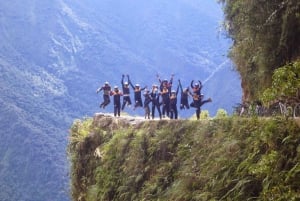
[68, 114, 300, 201]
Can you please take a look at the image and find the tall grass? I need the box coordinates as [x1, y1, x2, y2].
[68, 116, 300, 201]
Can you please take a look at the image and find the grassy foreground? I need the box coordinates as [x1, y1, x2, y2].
[68, 114, 300, 201]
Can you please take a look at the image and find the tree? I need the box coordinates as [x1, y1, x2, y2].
[219, 0, 300, 102]
[261, 61, 300, 111]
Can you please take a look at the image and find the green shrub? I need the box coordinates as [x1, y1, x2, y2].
[200, 110, 210, 120]
[215, 108, 228, 119]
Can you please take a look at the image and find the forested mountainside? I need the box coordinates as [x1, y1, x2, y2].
[68, 114, 300, 201]
[219, 0, 300, 102]
[67, 1, 300, 201]
[0, 1, 240, 200]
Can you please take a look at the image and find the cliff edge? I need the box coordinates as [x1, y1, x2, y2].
[68, 114, 300, 201]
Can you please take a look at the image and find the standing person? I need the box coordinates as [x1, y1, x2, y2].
[143, 89, 152, 119]
[178, 79, 190, 110]
[169, 86, 179, 119]
[121, 74, 132, 110]
[110, 86, 123, 117]
[160, 85, 170, 118]
[129, 80, 147, 109]
[96, 81, 111, 109]
[150, 84, 162, 119]
[157, 74, 174, 118]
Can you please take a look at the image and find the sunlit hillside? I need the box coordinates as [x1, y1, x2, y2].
[0, 1, 241, 200]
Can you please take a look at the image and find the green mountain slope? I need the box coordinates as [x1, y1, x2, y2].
[0, 1, 241, 200]
[0, 59, 71, 200]
[68, 115, 300, 201]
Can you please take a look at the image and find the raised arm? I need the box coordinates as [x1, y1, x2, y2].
[198, 80, 203, 90]
[169, 74, 174, 85]
[141, 86, 147, 91]
[157, 74, 162, 84]
[178, 79, 183, 92]
[191, 80, 194, 88]
[176, 84, 179, 95]
[128, 76, 135, 89]
[121, 74, 125, 86]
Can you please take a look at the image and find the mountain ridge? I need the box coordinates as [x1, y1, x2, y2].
[0, 1, 241, 200]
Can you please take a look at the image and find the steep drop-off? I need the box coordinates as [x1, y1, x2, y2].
[68, 114, 300, 201]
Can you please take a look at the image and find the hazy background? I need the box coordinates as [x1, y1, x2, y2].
[0, 0, 241, 200]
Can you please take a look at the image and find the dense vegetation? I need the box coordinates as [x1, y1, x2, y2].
[219, 0, 300, 101]
[262, 61, 300, 105]
[68, 115, 300, 201]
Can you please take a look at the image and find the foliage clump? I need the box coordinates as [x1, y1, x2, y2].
[215, 108, 228, 119]
[261, 61, 300, 105]
[219, 0, 300, 102]
[200, 110, 210, 120]
[68, 115, 300, 201]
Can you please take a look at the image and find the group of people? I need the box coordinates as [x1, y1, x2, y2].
[96, 74, 212, 120]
